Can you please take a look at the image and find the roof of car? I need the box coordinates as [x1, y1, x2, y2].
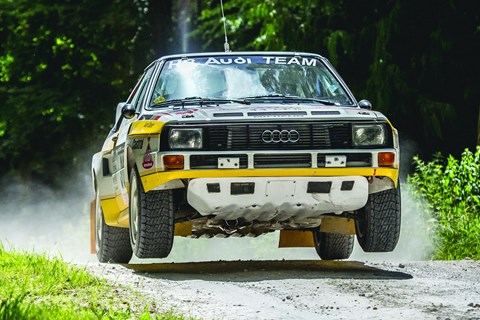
[155, 51, 326, 62]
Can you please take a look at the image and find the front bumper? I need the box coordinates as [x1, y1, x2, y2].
[140, 167, 399, 192]
[187, 176, 369, 221]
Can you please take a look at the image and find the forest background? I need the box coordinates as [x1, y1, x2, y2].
[0, 0, 479, 187]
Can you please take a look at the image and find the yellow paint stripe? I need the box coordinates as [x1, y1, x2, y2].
[141, 167, 399, 192]
[129, 120, 164, 135]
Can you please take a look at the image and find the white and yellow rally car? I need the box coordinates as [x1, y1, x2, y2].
[90, 52, 401, 263]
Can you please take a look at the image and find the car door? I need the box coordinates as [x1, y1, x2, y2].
[110, 65, 156, 217]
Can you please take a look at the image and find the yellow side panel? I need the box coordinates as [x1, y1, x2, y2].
[129, 120, 165, 135]
[279, 230, 315, 248]
[100, 197, 128, 226]
[320, 217, 356, 235]
[174, 221, 193, 236]
[116, 209, 130, 227]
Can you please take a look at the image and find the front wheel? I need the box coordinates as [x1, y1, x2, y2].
[313, 228, 354, 260]
[355, 187, 401, 252]
[129, 168, 174, 258]
[95, 190, 132, 263]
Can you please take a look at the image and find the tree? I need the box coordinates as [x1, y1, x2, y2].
[477, 106, 480, 146]
[1, 0, 479, 185]
[0, 0, 170, 185]
[198, 0, 480, 158]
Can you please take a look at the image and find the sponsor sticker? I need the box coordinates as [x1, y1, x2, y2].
[154, 96, 165, 104]
[166, 56, 317, 69]
[142, 137, 154, 169]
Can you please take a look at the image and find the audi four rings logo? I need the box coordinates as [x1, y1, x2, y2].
[261, 130, 300, 143]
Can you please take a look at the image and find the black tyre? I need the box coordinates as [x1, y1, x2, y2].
[355, 187, 401, 252]
[129, 168, 174, 258]
[95, 191, 132, 263]
[313, 228, 354, 260]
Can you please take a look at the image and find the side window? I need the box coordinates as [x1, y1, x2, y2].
[130, 67, 155, 111]
[126, 74, 146, 104]
[112, 67, 154, 133]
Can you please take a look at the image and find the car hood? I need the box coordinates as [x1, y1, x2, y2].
[140, 103, 387, 123]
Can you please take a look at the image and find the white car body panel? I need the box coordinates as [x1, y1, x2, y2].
[187, 176, 369, 221]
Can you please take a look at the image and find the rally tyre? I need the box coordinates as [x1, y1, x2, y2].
[313, 229, 354, 260]
[355, 187, 401, 252]
[95, 191, 132, 263]
[129, 168, 174, 259]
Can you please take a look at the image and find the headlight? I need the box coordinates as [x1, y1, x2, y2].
[352, 124, 386, 146]
[169, 128, 203, 149]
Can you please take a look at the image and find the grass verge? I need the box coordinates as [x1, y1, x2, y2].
[0, 244, 188, 319]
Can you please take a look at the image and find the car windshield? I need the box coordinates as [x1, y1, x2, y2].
[149, 55, 354, 107]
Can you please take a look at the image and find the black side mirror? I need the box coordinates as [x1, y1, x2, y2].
[358, 99, 372, 110]
[121, 104, 136, 119]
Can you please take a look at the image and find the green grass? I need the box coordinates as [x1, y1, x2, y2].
[407, 147, 480, 260]
[0, 244, 188, 319]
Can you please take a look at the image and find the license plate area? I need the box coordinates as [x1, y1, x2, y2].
[325, 155, 346, 167]
[218, 157, 240, 169]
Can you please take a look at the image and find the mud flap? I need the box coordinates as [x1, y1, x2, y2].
[279, 230, 315, 248]
[174, 221, 192, 236]
[278, 217, 355, 248]
[90, 199, 96, 254]
[320, 217, 355, 235]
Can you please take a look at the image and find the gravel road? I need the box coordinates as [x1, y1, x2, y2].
[2, 177, 479, 319]
[84, 259, 480, 320]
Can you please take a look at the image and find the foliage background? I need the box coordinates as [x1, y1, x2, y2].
[0, 0, 479, 185]
[408, 147, 480, 259]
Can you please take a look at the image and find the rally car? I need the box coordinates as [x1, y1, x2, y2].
[90, 51, 401, 263]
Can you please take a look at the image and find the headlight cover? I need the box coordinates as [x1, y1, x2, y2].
[169, 128, 203, 149]
[352, 124, 386, 146]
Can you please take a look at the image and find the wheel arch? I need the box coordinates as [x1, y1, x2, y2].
[125, 145, 137, 183]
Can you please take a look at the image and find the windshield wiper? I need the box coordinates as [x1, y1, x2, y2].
[150, 96, 250, 108]
[243, 94, 338, 106]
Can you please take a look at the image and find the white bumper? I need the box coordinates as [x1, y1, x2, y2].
[187, 176, 368, 221]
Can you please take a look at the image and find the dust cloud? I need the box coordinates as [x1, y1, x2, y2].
[1, 138, 436, 264]
[0, 172, 97, 263]
[351, 137, 436, 262]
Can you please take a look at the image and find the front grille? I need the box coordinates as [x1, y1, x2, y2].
[205, 122, 351, 151]
[254, 153, 311, 168]
[161, 121, 393, 152]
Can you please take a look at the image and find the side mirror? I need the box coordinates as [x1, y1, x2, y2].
[121, 103, 136, 119]
[358, 99, 372, 110]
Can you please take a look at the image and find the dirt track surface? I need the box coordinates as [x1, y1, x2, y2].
[84, 259, 480, 320]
